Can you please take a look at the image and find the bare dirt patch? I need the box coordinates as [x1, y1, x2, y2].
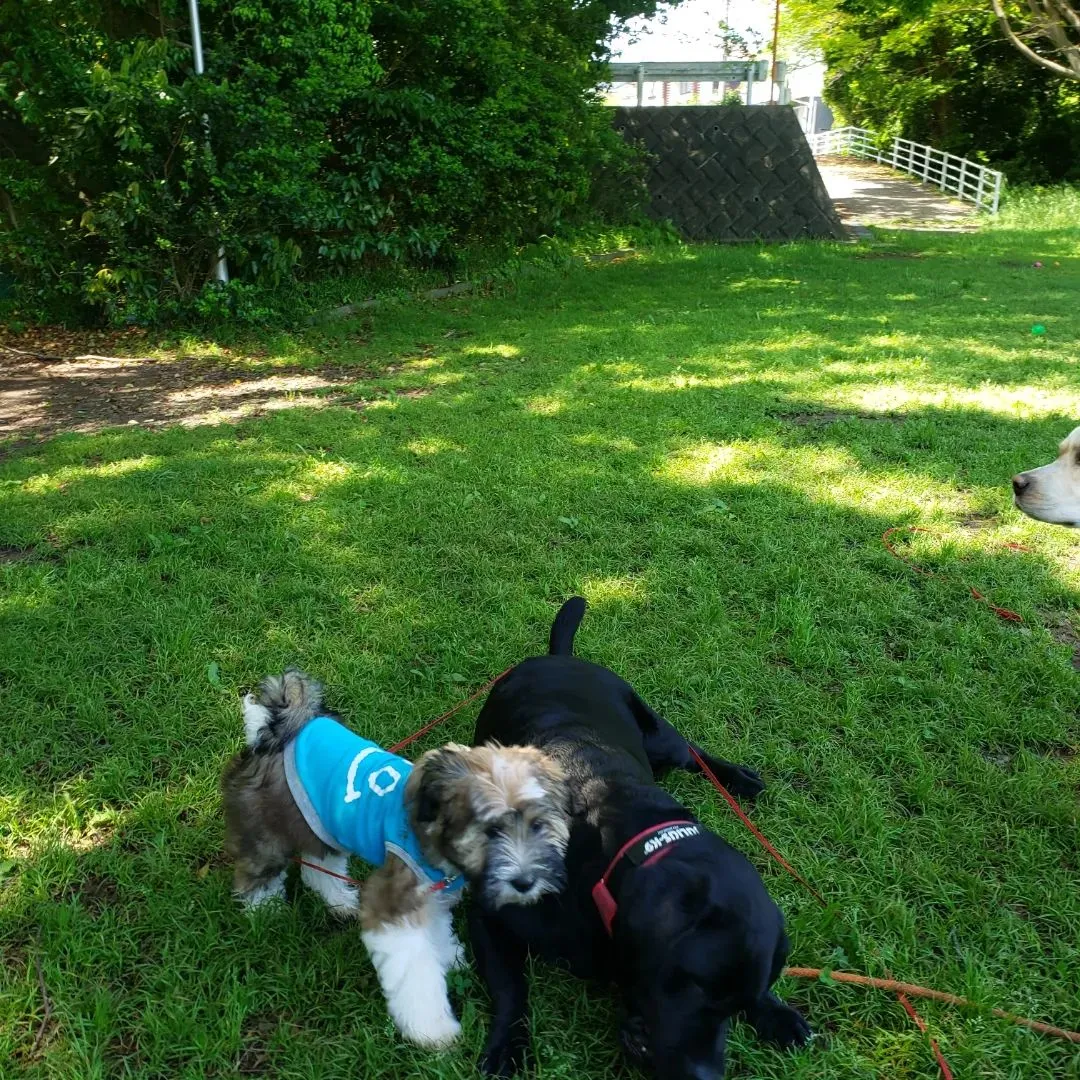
[0, 545, 37, 563]
[237, 1013, 281, 1076]
[958, 510, 1000, 532]
[0, 329, 375, 446]
[1041, 610, 1080, 671]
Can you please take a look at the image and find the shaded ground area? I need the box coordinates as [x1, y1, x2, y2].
[817, 156, 978, 230]
[0, 337, 348, 445]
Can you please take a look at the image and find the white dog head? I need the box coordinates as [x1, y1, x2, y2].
[1013, 425, 1080, 527]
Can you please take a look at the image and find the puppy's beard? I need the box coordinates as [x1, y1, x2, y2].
[481, 839, 568, 909]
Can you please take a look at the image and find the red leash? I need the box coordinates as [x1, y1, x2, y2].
[897, 992, 955, 1080]
[691, 745, 1079, 1068]
[289, 663, 1078, 1072]
[690, 746, 960, 1072]
[387, 668, 512, 754]
[882, 525, 1025, 623]
[689, 748, 827, 907]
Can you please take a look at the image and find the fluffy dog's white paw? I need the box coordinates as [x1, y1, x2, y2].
[364, 921, 461, 1049]
[239, 872, 287, 909]
[402, 1009, 461, 1049]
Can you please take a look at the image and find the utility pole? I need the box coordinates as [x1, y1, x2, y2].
[188, 0, 229, 284]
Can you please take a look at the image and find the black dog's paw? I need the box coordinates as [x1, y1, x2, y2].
[480, 1034, 528, 1078]
[726, 763, 765, 799]
[692, 747, 766, 799]
[618, 1015, 652, 1070]
[752, 1001, 812, 1050]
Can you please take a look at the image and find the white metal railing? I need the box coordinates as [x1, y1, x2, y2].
[807, 126, 1004, 214]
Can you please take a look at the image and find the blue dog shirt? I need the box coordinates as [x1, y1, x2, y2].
[283, 716, 462, 893]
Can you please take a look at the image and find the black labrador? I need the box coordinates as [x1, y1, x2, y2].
[469, 597, 811, 1080]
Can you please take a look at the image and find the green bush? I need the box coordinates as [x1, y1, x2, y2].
[0, 0, 664, 324]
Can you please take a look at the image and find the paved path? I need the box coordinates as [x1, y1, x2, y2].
[816, 156, 978, 231]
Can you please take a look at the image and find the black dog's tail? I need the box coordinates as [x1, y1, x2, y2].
[549, 596, 587, 655]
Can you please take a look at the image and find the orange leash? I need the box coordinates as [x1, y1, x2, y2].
[292, 664, 1080, 1070]
[692, 749, 1080, 1072]
[882, 525, 1025, 623]
[896, 992, 955, 1080]
[689, 748, 827, 907]
[784, 969, 1080, 1044]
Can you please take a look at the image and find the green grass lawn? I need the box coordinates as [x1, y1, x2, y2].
[3, 204, 1079, 1079]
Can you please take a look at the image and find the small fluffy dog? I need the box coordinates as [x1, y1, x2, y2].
[222, 670, 570, 1048]
[467, 599, 810, 1079]
[1013, 425, 1080, 527]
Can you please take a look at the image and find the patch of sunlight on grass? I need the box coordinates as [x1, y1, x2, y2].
[405, 437, 464, 456]
[426, 371, 467, 388]
[655, 441, 757, 485]
[399, 355, 445, 372]
[580, 361, 647, 378]
[823, 359, 931, 378]
[727, 276, 806, 293]
[462, 344, 520, 359]
[854, 384, 1080, 417]
[306, 460, 356, 484]
[753, 331, 832, 351]
[525, 395, 566, 415]
[570, 433, 639, 451]
[580, 575, 647, 606]
[17, 455, 164, 494]
[630, 321, 691, 335]
[562, 323, 621, 337]
[619, 370, 801, 393]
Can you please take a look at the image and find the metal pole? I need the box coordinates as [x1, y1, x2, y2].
[188, 0, 228, 284]
[746, 64, 754, 106]
[770, 0, 781, 103]
[188, 0, 205, 73]
[636, 63, 644, 107]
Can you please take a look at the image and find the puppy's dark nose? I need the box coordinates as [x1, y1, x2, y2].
[510, 876, 535, 893]
[1012, 473, 1031, 496]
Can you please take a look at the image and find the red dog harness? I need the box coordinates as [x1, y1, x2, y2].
[591, 819, 702, 935]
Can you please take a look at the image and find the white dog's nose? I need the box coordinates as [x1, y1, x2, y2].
[1012, 474, 1032, 496]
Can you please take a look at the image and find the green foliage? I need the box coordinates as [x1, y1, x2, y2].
[784, 0, 1080, 183]
[0, 0, 665, 323]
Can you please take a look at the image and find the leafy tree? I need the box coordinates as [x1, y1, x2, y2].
[990, 0, 1080, 82]
[783, 0, 1080, 182]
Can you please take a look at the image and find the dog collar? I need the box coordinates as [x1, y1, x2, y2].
[591, 820, 702, 936]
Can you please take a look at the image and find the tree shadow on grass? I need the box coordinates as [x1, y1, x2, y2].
[1, 390, 1078, 813]
[2, 237, 1080, 1075]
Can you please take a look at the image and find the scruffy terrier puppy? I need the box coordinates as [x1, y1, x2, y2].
[222, 670, 570, 1048]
